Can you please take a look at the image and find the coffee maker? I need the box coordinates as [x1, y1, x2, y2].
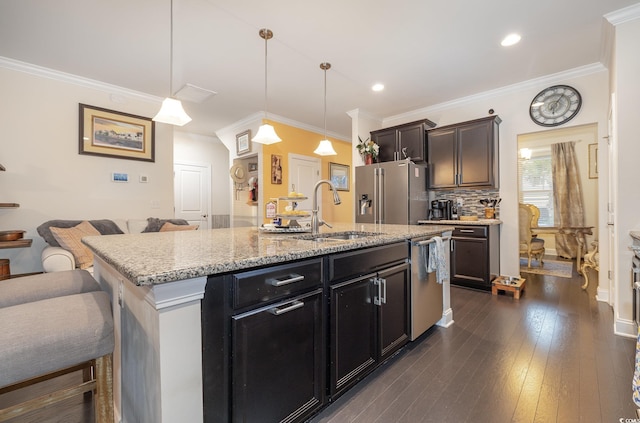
[429, 199, 452, 220]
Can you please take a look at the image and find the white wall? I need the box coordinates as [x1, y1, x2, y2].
[612, 16, 640, 335]
[173, 131, 230, 217]
[361, 68, 610, 279]
[0, 65, 175, 274]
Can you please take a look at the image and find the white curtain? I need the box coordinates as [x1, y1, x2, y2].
[551, 141, 585, 258]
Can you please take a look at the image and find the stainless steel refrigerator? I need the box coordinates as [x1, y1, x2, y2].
[355, 161, 429, 224]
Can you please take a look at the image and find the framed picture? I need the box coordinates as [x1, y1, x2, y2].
[271, 154, 282, 184]
[79, 104, 155, 162]
[329, 162, 350, 191]
[236, 130, 251, 155]
[588, 143, 598, 179]
[248, 162, 258, 172]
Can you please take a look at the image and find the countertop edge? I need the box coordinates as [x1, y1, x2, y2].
[85, 224, 455, 286]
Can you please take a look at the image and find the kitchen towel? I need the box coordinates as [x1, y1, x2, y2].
[425, 236, 449, 284]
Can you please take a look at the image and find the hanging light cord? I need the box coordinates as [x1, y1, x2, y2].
[259, 29, 273, 120]
[321, 62, 331, 139]
[169, 0, 174, 96]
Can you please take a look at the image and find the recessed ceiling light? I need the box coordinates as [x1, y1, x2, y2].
[501, 33, 521, 47]
[372, 83, 384, 92]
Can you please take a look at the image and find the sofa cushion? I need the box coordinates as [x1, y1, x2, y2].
[50, 221, 101, 269]
[159, 222, 199, 232]
[37, 219, 124, 247]
[142, 217, 190, 233]
[0, 291, 114, 387]
[0, 270, 100, 308]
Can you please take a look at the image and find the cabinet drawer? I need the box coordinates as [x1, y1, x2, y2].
[329, 242, 408, 283]
[453, 226, 487, 238]
[233, 259, 322, 310]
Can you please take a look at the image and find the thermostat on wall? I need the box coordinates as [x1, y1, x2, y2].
[139, 175, 149, 183]
[112, 172, 129, 183]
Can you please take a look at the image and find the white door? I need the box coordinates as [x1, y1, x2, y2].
[174, 162, 211, 229]
[288, 154, 321, 221]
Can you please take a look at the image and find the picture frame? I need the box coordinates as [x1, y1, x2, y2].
[248, 162, 258, 172]
[588, 143, 598, 179]
[271, 154, 282, 184]
[329, 162, 350, 191]
[236, 130, 251, 155]
[79, 104, 155, 162]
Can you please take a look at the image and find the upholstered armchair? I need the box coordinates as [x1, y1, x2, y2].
[519, 204, 546, 267]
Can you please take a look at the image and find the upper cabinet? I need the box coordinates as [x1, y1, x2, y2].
[371, 119, 436, 163]
[427, 116, 501, 189]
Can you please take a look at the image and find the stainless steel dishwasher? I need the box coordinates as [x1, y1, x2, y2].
[409, 233, 451, 340]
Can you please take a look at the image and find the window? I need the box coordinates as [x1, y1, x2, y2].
[518, 146, 554, 226]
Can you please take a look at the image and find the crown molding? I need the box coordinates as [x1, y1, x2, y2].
[0, 56, 162, 104]
[346, 108, 382, 123]
[605, 3, 640, 25]
[382, 63, 606, 126]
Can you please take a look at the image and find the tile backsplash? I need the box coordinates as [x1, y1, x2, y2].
[434, 189, 500, 218]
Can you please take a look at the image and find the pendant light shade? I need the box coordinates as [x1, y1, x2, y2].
[314, 139, 337, 156]
[153, 0, 192, 126]
[154, 97, 192, 126]
[252, 123, 282, 145]
[252, 28, 282, 145]
[314, 62, 337, 156]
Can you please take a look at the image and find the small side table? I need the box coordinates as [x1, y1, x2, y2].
[492, 276, 526, 299]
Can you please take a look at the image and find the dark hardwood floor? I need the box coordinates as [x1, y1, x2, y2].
[1, 259, 636, 422]
[310, 259, 638, 423]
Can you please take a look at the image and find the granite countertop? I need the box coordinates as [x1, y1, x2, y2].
[417, 219, 502, 226]
[83, 223, 454, 286]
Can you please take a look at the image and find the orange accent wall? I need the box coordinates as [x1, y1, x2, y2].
[261, 121, 353, 224]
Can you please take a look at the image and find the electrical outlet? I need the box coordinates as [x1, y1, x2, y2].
[456, 197, 464, 207]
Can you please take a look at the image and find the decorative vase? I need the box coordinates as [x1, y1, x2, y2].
[365, 154, 374, 165]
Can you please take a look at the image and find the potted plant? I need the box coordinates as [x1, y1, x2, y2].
[356, 136, 379, 164]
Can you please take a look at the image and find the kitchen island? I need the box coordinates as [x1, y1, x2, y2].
[83, 222, 453, 423]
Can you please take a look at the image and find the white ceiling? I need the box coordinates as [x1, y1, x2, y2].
[0, 0, 637, 139]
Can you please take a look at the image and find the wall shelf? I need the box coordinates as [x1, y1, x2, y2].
[0, 239, 32, 249]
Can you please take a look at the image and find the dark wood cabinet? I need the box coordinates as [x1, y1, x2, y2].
[329, 275, 377, 396]
[202, 258, 325, 423]
[328, 243, 409, 398]
[231, 289, 324, 423]
[427, 116, 501, 189]
[203, 244, 411, 420]
[371, 119, 436, 163]
[450, 225, 500, 291]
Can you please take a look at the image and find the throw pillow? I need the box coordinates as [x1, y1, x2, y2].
[159, 222, 199, 232]
[142, 217, 190, 232]
[50, 221, 101, 269]
[37, 219, 123, 247]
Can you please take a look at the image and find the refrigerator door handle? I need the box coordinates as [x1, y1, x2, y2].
[378, 168, 385, 223]
[373, 168, 378, 223]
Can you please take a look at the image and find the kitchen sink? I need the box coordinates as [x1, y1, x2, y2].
[294, 231, 381, 242]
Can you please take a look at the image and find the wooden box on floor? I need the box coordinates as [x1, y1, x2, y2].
[492, 276, 526, 299]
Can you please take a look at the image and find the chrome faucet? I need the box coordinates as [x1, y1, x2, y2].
[311, 179, 341, 234]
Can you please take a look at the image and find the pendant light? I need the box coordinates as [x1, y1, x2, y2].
[153, 0, 192, 126]
[252, 28, 282, 145]
[314, 62, 337, 156]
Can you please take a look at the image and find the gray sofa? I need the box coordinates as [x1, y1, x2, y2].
[37, 217, 191, 273]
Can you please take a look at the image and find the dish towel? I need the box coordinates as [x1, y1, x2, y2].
[633, 324, 640, 406]
[424, 236, 449, 284]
